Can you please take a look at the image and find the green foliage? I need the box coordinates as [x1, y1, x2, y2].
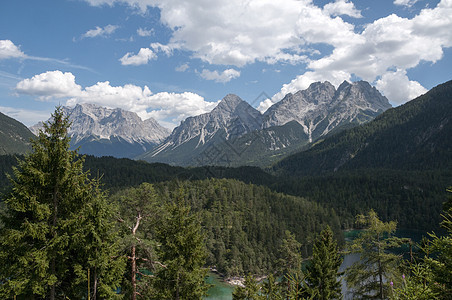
[390, 264, 439, 300]
[346, 210, 406, 299]
[232, 274, 263, 300]
[304, 226, 343, 300]
[152, 188, 209, 300]
[277, 231, 302, 280]
[261, 274, 283, 300]
[0, 107, 124, 299]
[420, 187, 452, 298]
[274, 169, 451, 231]
[113, 183, 161, 298]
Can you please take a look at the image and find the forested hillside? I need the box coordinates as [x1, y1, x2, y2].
[0, 111, 34, 155]
[115, 179, 342, 277]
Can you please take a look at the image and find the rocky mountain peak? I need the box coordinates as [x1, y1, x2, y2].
[263, 80, 392, 142]
[31, 103, 170, 151]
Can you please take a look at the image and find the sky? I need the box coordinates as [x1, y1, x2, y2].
[0, 0, 451, 129]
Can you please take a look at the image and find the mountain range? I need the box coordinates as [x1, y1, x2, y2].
[30, 103, 170, 158]
[139, 80, 391, 166]
[273, 79, 452, 176]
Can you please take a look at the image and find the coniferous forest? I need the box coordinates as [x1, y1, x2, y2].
[0, 98, 451, 299]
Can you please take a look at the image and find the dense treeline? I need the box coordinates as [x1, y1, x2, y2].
[2, 154, 449, 232]
[145, 178, 342, 276]
[274, 169, 451, 231]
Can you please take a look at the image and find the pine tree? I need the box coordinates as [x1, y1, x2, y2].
[0, 107, 124, 299]
[115, 183, 161, 299]
[153, 188, 209, 300]
[304, 226, 342, 300]
[346, 210, 405, 299]
[277, 230, 303, 298]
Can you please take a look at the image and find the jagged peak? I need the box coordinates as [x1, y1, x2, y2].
[307, 81, 335, 90]
[218, 93, 243, 106]
[337, 80, 351, 91]
[213, 94, 254, 114]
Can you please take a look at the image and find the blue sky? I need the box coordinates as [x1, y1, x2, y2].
[0, 0, 451, 129]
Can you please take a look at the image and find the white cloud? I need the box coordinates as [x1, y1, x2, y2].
[394, 0, 419, 7]
[323, 0, 363, 18]
[83, 0, 317, 66]
[175, 63, 189, 72]
[376, 69, 427, 104]
[200, 69, 240, 83]
[120, 48, 157, 65]
[256, 98, 274, 113]
[15, 71, 82, 100]
[82, 24, 118, 38]
[0, 40, 26, 59]
[150, 42, 179, 56]
[137, 27, 154, 37]
[15, 70, 218, 129]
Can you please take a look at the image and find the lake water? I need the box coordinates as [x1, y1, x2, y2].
[205, 272, 234, 300]
[204, 229, 427, 299]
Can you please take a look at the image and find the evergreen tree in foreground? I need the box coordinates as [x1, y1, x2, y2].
[153, 188, 209, 300]
[346, 210, 405, 299]
[0, 107, 124, 299]
[305, 226, 343, 299]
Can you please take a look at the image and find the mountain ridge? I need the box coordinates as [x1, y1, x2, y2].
[30, 103, 170, 158]
[140, 80, 390, 166]
[0, 111, 35, 155]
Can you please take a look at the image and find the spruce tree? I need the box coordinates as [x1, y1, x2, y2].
[0, 107, 124, 299]
[304, 226, 342, 300]
[346, 210, 405, 299]
[153, 188, 209, 300]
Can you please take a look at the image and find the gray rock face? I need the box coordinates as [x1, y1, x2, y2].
[30, 103, 170, 158]
[263, 81, 391, 142]
[150, 94, 263, 156]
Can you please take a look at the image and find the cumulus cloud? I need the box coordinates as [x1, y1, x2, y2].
[84, 0, 315, 66]
[0, 40, 26, 59]
[120, 48, 157, 65]
[200, 69, 240, 83]
[15, 70, 218, 129]
[15, 71, 82, 99]
[82, 24, 118, 38]
[376, 69, 427, 104]
[323, 0, 363, 18]
[137, 27, 154, 37]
